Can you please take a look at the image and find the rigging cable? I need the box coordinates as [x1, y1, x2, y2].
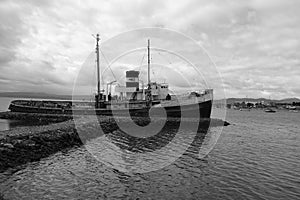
[100, 50, 118, 84]
[157, 51, 200, 89]
[93, 57, 97, 94]
[138, 49, 147, 84]
[150, 53, 157, 82]
[157, 51, 173, 65]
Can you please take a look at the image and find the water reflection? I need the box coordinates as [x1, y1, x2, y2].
[1, 110, 300, 200]
[0, 119, 51, 132]
[0, 119, 9, 131]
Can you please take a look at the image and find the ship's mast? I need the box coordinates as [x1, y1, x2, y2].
[145, 39, 152, 105]
[96, 34, 100, 95]
[147, 39, 150, 86]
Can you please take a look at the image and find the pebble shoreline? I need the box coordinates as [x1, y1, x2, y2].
[0, 112, 229, 173]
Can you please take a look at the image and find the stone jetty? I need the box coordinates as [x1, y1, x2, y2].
[0, 111, 72, 124]
[0, 120, 80, 172]
[0, 112, 229, 172]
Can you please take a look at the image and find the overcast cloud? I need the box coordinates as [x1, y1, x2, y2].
[0, 0, 299, 99]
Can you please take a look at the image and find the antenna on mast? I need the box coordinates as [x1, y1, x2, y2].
[147, 39, 150, 86]
[145, 39, 152, 106]
[93, 34, 101, 108]
[96, 34, 100, 95]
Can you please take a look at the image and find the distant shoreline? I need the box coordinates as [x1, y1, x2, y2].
[0, 92, 92, 101]
[1, 92, 299, 104]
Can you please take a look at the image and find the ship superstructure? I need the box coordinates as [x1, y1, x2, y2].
[8, 34, 213, 119]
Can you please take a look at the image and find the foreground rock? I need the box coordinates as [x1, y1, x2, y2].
[0, 120, 81, 172]
[0, 111, 72, 124]
[0, 114, 229, 173]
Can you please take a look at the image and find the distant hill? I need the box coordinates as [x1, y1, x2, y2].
[276, 98, 300, 103]
[0, 92, 96, 101]
[0, 92, 72, 100]
[215, 97, 300, 104]
[1, 92, 300, 103]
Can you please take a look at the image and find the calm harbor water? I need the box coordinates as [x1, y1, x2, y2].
[0, 97, 60, 131]
[0, 98, 299, 199]
[0, 97, 19, 132]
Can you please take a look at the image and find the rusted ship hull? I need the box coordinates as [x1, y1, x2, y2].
[8, 100, 212, 118]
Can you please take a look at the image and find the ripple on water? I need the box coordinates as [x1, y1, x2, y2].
[0, 110, 300, 199]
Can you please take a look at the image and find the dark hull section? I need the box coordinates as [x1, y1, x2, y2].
[8, 104, 72, 115]
[126, 100, 212, 118]
[8, 100, 212, 119]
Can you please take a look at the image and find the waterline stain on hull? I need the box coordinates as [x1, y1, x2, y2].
[8, 100, 212, 119]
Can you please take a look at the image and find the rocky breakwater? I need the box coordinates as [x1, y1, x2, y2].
[0, 111, 72, 124]
[0, 120, 81, 172]
[0, 115, 229, 173]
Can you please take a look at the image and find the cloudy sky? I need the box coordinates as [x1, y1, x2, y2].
[0, 0, 299, 99]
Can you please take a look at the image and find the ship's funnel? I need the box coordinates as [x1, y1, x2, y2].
[126, 70, 139, 99]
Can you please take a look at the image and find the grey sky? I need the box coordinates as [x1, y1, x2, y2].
[0, 0, 299, 99]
